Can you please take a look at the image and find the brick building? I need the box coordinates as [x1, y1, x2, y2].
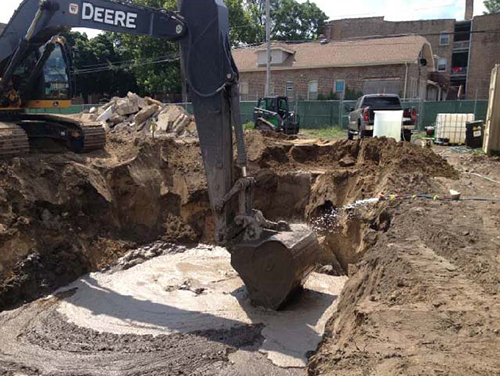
[233, 35, 440, 102]
[324, 0, 500, 99]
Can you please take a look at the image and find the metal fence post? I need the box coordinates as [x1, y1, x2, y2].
[419, 99, 424, 130]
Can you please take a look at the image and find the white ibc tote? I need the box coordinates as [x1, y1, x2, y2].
[435, 114, 475, 144]
[373, 110, 403, 140]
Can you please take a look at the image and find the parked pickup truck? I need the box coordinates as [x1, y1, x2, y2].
[347, 94, 417, 141]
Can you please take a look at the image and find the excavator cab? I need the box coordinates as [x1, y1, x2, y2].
[9, 38, 73, 107]
[1, 35, 72, 108]
[38, 42, 72, 100]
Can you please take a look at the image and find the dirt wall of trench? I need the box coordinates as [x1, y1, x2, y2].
[0, 132, 457, 310]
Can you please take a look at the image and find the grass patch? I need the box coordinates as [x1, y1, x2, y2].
[300, 127, 346, 140]
[412, 131, 428, 140]
[243, 122, 255, 131]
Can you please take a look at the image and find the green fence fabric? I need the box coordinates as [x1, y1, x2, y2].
[27, 104, 96, 115]
[29, 100, 489, 130]
[241, 99, 489, 130]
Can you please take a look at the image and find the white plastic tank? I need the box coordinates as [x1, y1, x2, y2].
[435, 114, 475, 144]
[373, 110, 403, 140]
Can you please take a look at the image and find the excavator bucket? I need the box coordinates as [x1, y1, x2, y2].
[229, 224, 321, 310]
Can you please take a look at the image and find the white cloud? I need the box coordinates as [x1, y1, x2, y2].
[300, 0, 489, 21]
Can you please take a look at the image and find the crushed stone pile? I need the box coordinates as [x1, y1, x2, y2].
[81, 92, 197, 138]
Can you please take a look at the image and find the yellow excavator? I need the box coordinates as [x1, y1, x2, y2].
[0, 0, 320, 310]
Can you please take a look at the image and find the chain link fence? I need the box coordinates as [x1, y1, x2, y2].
[29, 100, 489, 131]
[183, 99, 489, 130]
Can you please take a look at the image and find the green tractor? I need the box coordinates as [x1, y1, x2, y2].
[253, 96, 300, 135]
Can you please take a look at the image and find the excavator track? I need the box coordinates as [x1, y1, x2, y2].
[19, 114, 106, 153]
[0, 122, 30, 158]
[79, 121, 106, 153]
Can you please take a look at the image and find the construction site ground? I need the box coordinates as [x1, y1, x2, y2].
[0, 131, 499, 375]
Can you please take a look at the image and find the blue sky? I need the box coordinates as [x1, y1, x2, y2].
[0, 0, 488, 38]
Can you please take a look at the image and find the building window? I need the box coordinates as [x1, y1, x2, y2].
[334, 80, 346, 94]
[285, 81, 294, 99]
[240, 81, 249, 100]
[437, 58, 448, 72]
[440, 33, 450, 46]
[308, 80, 318, 100]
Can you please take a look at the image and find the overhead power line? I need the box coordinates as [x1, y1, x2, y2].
[72, 55, 180, 75]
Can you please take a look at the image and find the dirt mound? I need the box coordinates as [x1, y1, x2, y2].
[308, 198, 500, 376]
[247, 134, 457, 180]
[0, 132, 457, 310]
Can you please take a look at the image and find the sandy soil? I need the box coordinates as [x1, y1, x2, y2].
[1, 132, 498, 375]
[309, 147, 500, 376]
[0, 244, 346, 373]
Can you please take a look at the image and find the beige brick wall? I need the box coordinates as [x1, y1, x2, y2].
[325, 15, 500, 100]
[325, 17, 454, 83]
[239, 63, 428, 101]
[467, 14, 500, 99]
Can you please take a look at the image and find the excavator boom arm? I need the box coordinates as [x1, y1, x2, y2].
[0, 0, 245, 241]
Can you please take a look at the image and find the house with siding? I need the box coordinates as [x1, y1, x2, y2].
[233, 35, 445, 102]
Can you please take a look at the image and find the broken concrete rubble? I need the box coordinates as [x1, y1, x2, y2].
[115, 98, 140, 116]
[134, 105, 159, 125]
[84, 92, 197, 138]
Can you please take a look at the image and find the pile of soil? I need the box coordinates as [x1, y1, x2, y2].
[0, 133, 209, 309]
[308, 148, 500, 376]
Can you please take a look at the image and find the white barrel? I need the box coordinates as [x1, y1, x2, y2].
[373, 110, 403, 140]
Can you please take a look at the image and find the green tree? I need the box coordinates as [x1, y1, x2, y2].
[246, 0, 328, 41]
[226, 0, 263, 45]
[484, 0, 500, 13]
[108, 0, 180, 96]
[62, 32, 139, 101]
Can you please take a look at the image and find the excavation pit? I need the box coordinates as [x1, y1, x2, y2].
[0, 132, 461, 375]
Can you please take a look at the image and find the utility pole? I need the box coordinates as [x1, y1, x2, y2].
[265, 0, 271, 97]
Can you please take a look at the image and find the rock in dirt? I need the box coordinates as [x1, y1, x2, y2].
[134, 104, 159, 125]
[115, 97, 139, 116]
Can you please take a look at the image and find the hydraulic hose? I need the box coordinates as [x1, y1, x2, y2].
[380, 194, 500, 202]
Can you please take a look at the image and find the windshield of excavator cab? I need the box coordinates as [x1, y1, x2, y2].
[42, 44, 70, 99]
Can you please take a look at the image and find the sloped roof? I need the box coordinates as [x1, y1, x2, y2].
[0, 23, 6, 34]
[234, 35, 434, 72]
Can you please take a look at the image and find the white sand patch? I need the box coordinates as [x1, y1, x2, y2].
[57, 245, 346, 368]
